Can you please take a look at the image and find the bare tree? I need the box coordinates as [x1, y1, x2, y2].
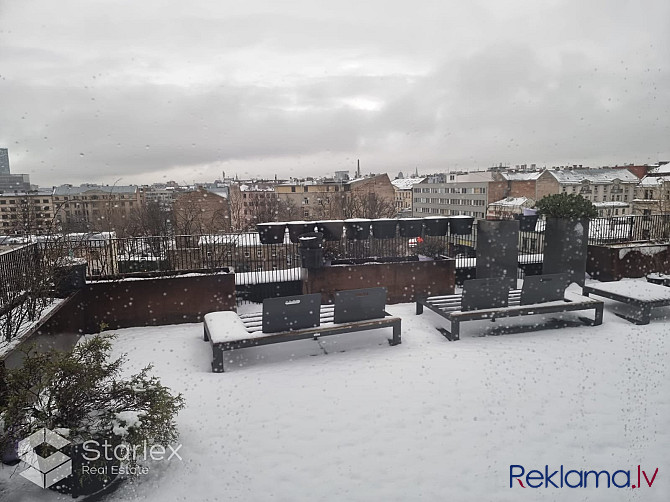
[126, 200, 172, 237]
[343, 191, 396, 219]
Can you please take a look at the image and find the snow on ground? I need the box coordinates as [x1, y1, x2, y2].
[3, 292, 670, 501]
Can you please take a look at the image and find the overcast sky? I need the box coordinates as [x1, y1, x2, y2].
[0, 0, 668, 187]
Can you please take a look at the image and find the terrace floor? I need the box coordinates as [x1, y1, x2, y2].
[3, 282, 670, 501]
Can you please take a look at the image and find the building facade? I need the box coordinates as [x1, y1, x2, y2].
[633, 162, 670, 215]
[228, 182, 282, 230]
[53, 184, 145, 231]
[547, 169, 639, 216]
[412, 172, 493, 219]
[391, 177, 424, 216]
[276, 174, 395, 220]
[0, 189, 56, 234]
[173, 187, 230, 236]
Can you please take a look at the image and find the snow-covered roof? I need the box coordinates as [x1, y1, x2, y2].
[631, 198, 660, 203]
[593, 201, 629, 208]
[207, 188, 229, 199]
[549, 169, 639, 184]
[238, 184, 275, 192]
[647, 162, 670, 175]
[53, 184, 139, 195]
[488, 196, 535, 208]
[639, 175, 670, 186]
[391, 178, 425, 190]
[500, 171, 544, 181]
[0, 188, 54, 196]
[453, 171, 494, 183]
[64, 231, 116, 242]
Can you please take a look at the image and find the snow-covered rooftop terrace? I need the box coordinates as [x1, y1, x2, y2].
[7, 281, 670, 501]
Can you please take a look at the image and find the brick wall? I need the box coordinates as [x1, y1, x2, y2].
[535, 171, 560, 200]
[303, 259, 455, 304]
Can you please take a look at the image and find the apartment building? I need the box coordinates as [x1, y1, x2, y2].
[0, 189, 56, 234]
[276, 173, 395, 220]
[489, 170, 557, 202]
[228, 182, 281, 230]
[546, 169, 639, 216]
[143, 186, 182, 211]
[173, 187, 231, 236]
[412, 172, 493, 219]
[391, 177, 424, 216]
[53, 184, 144, 231]
[633, 162, 670, 215]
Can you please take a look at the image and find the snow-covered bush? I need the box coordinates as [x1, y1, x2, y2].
[0, 334, 184, 469]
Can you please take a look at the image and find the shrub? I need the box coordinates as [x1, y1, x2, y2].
[536, 193, 598, 219]
[414, 237, 447, 258]
[0, 334, 184, 469]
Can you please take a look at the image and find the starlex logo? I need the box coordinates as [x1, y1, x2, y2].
[18, 428, 72, 489]
[510, 464, 659, 489]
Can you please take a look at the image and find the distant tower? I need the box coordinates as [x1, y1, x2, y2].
[356, 159, 361, 178]
[414, 166, 419, 177]
[0, 148, 9, 174]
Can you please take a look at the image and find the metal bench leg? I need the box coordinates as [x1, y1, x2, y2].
[439, 320, 460, 341]
[388, 320, 401, 346]
[451, 320, 460, 341]
[594, 304, 603, 326]
[638, 304, 652, 325]
[211, 346, 225, 373]
[416, 302, 424, 315]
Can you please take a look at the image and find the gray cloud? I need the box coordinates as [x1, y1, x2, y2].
[0, 0, 668, 186]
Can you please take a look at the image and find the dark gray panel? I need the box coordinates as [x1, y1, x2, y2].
[262, 293, 321, 333]
[334, 287, 387, 323]
[543, 218, 588, 287]
[461, 278, 510, 311]
[476, 220, 519, 289]
[520, 273, 569, 305]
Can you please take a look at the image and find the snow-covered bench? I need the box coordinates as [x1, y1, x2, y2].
[416, 275, 604, 341]
[583, 280, 670, 325]
[204, 288, 401, 372]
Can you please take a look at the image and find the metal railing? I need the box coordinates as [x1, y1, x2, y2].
[0, 243, 40, 311]
[588, 214, 670, 244]
[1, 214, 669, 285]
[57, 225, 543, 280]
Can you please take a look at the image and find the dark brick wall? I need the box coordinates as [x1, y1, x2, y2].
[76, 273, 236, 332]
[587, 243, 670, 281]
[303, 259, 455, 304]
[1, 273, 236, 370]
